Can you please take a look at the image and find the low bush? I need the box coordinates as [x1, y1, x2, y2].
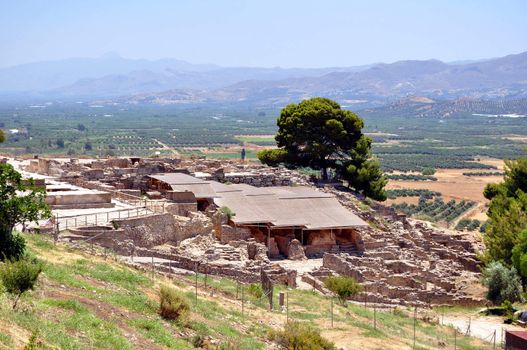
[218, 206, 236, 220]
[324, 275, 362, 304]
[269, 321, 336, 350]
[159, 285, 190, 321]
[482, 261, 524, 305]
[0, 257, 42, 309]
[247, 283, 263, 299]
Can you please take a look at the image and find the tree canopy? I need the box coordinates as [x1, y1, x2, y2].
[482, 155, 527, 264]
[258, 97, 386, 200]
[0, 164, 51, 260]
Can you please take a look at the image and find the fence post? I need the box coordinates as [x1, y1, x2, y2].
[75, 217, 77, 227]
[195, 263, 198, 305]
[374, 305, 377, 331]
[493, 329, 496, 350]
[454, 328, 457, 350]
[151, 256, 155, 280]
[107, 211, 109, 222]
[413, 306, 417, 349]
[95, 214, 98, 226]
[286, 292, 289, 323]
[330, 298, 334, 328]
[204, 265, 208, 289]
[241, 285, 245, 316]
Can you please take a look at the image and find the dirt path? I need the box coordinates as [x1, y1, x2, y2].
[443, 315, 524, 344]
[153, 138, 179, 155]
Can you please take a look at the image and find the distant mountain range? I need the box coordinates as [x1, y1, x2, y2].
[0, 51, 526, 107]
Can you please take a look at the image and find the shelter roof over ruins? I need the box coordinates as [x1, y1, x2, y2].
[211, 181, 368, 229]
[148, 173, 217, 198]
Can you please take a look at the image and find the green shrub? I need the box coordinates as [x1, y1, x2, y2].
[257, 148, 287, 166]
[190, 334, 206, 348]
[23, 330, 39, 350]
[247, 283, 263, 298]
[421, 167, 436, 175]
[218, 206, 236, 220]
[159, 285, 190, 321]
[0, 257, 42, 309]
[269, 321, 336, 350]
[0, 233, 26, 262]
[323, 275, 362, 304]
[483, 261, 524, 305]
[501, 300, 515, 322]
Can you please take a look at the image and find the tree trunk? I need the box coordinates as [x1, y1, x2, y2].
[12, 293, 21, 310]
[321, 166, 328, 180]
[0, 223, 15, 259]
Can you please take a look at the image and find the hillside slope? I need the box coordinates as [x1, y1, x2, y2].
[0, 234, 493, 349]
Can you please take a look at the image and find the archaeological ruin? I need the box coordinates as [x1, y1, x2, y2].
[11, 155, 486, 307]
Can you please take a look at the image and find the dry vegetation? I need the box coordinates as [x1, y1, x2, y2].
[0, 234, 495, 350]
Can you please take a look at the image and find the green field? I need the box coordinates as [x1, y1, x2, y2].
[1, 102, 526, 172]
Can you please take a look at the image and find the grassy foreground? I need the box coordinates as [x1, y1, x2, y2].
[0, 233, 493, 349]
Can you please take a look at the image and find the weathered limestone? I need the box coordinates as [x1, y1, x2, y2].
[287, 239, 307, 260]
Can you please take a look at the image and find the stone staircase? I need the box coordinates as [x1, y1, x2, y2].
[339, 242, 363, 256]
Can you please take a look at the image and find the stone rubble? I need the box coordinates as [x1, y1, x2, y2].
[24, 156, 486, 306]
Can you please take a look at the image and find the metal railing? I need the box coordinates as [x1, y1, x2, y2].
[54, 205, 160, 231]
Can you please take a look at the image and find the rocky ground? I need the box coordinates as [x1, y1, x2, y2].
[18, 155, 487, 307]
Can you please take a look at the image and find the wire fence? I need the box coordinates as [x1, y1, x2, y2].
[57, 234, 502, 350]
[134, 257, 499, 350]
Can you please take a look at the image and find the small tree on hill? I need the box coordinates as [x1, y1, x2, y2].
[511, 229, 527, 281]
[482, 261, 523, 305]
[482, 155, 527, 264]
[324, 275, 362, 304]
[0, 257, 42, 309]
[0, 129, 5, 143]
[0, 164, 51, 260]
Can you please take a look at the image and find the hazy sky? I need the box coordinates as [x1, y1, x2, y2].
[1, 0, 526, 68]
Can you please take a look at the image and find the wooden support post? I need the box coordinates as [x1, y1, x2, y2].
[195, 263, 198, 305]
[267, 227, 271, 258]
[286, 292, 289, 324]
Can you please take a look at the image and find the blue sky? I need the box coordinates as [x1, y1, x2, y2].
[1, 0, 526, 68]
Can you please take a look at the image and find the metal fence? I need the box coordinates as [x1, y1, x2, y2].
[55, 206, 155, 231]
